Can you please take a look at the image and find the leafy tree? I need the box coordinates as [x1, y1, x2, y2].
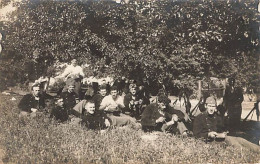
[1, 0, 259, 95]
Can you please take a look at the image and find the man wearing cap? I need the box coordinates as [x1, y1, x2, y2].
[99, 85, 137, 127]
[193, 96, 227, 141]
[60, 79, 79, 114]
[141, 94, 188, 135]
[193, 96, 260, 152]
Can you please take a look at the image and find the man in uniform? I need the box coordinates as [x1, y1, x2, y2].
[193, 96, 227, 141]
[141, 94, 188, 135]
[18, 83, 46, 117]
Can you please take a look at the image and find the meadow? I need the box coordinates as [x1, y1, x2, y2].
[0, 93, 259, 163]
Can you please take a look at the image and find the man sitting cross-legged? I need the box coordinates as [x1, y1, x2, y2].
[141, 94, 188, 136]
[18, 83, 47, 117]
[99, 85, 138, 127]
[193, 96, 260, 152]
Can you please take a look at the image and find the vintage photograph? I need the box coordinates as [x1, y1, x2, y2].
[0, 0, 259, 163]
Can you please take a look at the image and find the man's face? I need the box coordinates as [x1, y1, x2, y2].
[56, 99, 64, 107]
[100, 89, 107, 97]
[68, 85, 75, 92]
[111, 90, 118, 99]
[206, 104, 216, 115]
[85, 103, 96, 115]
[130, 87, 137, 95]
[158, 102, 166, 111]
[71, 59, 77, 67]
[32, 86, 40, 97]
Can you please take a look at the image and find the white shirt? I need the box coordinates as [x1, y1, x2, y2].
[100, 95, 125, 112]
[59, 65, 84, 79]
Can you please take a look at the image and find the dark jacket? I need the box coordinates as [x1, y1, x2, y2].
[60, 91, 78, 111]
[124, 92, 150, 117]
[18, 94, 45, 113]
[165, 106, 185, 121]
[223, 86, 244, 107]
[50, 105, 69, 122]
[81, 110, 111, 130]
[92, 93, 105, 110]
[193, 112, 224, 139]
[141, 103, 174, 127]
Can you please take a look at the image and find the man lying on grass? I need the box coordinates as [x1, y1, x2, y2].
[193, 96, 260, 152]
[141, 94, 189, 136]
[73, 100, 111, 130]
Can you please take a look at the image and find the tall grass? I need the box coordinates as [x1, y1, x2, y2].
[0, 94, 259, 163]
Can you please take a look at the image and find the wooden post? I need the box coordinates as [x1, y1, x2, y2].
[198, 80, 201, 99]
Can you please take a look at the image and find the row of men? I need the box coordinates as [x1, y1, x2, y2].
[17, 82, 260, 152]
[19, 79, 230, 140]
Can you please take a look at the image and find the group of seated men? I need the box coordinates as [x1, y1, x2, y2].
[18, 77, 235, 142]
[18, 80, 189, 135]
[17, 80, 260, 152]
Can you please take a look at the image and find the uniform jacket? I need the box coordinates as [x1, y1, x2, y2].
[141, 103, 176, 127]
[60, 91, 78, 110]
[50, 105, 69, 122]
[193, 112, 224, 139]
[81, 110, 111, 130]
[18, 94, 45, 113]
[92, 93, 105, 110]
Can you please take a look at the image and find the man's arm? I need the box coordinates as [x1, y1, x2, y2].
[57, 66, 72, 79]
[99, 96, 109, 110]
[18, 94, 32, 112]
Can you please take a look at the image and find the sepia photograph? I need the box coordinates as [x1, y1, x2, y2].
[0, 0, 259, 163]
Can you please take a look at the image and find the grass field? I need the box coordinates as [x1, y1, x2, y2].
[0, 93, 259, 163]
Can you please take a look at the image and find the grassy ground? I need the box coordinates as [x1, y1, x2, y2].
[0, 94, 259, 163]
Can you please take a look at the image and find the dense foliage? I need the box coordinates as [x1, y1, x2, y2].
[0, 94, 259, 163]
[0, 0, 259, 93]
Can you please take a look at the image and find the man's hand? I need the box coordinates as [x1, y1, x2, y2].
[156, 117, 166, 123]
[216, 132, 226, 139]
[130, 100, 134, 105]
[105, 104, 118, 111]
[208, 131, 218, 138]
[172, 114, 178, 122]
[166, 120, 175, 126]
[31, 108, 38, 113]
[105, 119, 110, 127]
